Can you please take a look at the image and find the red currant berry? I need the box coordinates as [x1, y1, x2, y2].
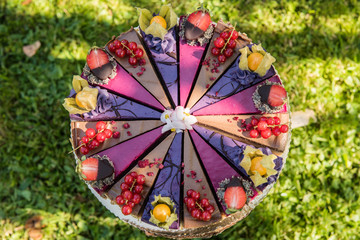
[121, 204, 132, 215]
[108, 42, 116, 52]
[211, 47, 221, 56]
[280, 124, 289, 133]
[115, 48, 126, 58]
[206, 205, 215, 214]
[136, 174, 146, 185]
[91, 139, 100, 148]
[191, 191, 200, 200]
[257, 121, 268, 131]
[120, 39, 129, 47]
[200, 198, 210, 208]
[224, 48, 234, 58]
[96, 132, 106, 143]
[116, 195, 125, 205]
[187, 198, 195, 208]
[96, 121, 107, 131]
[273, 116, 281, 125]
[122, 190, 133, 200]
[129, 171, 138, 178]
[191, 208, 201, 219]
[227, 39, 236, 49]
[85, 128, 96, 138]
[132, 193, 141, 204]
[87, 142, 95, 150]
[246, 124, 253, 131]
[261, 128, 272, 139]
[251, 118, 259, 126]
[127, 201, 135, 208]
[202, 211, 212, 221]
[133, 184, 143, 194]
[120, 182, 130, 191]
[128, 57, 138, 66]
[134, 48, 144, 58]
[103, 129, 113, 138]
[214, 37, 225, 48]
[81, 136, 89, 144]
[113, 39, 121, 49]
[113, 131, 120, 139]
[124, 175, 134, 185]
[249, 129, 259, 138]
[80, 146, 89, 155]
[260, 117, 268, 122]
[272, 126, 281, 136]
[125, 48, 133, 56]
[187, 189, 194, 198]
[128, 42, 137, 51]
[267, 117, 275, 125]
[220, 31, 230, 40]
[218, 54, 226, 63]
[230, 30, 238, 40]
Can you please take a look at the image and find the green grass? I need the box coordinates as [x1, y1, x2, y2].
[1, 0, 360, 239]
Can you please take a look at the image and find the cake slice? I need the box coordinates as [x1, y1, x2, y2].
[106, 132, 176, 216]
[190, 56, 276, 113]
[185, 20, 252, 109]
[71, 120, 164, 159]
[195, 113, 290, 152]
[189, 130, 258, 213]
[69, 87, 161, 121]
[88, 126, 164, 194]
[193, 125, 284, 191]
[192, 75, 287, 116]
[141, 133, 183, 229]
[105, 28, 172, 109]
[183, 131, 222, 228]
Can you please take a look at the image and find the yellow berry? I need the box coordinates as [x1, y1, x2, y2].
[75, 92, 86, 109]
[250, 157, 267, 176]
[150, 16, 167, 29]
[153, 204, 171, 222]
[247, 52, 264, 71]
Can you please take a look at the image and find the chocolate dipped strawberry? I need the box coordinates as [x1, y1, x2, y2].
[223, 177, 247, 211]
[86, 47, 113, 80]
[184, 7, 211, 41]
[258, 84, 287, 108]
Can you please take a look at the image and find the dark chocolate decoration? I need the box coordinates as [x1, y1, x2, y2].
[258, 85, 271, 105]
[184, 21, 205, 41]
[97, 158, 114, 180]
[91, 62, 113, 80]
[225, 177, 244, 189]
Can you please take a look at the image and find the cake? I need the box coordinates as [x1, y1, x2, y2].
[63, 5, 291, 238]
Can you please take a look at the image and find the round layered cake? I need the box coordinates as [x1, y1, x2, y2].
[63, 5, 291, 239]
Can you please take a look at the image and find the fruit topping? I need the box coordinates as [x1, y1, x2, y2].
[149, 195, 178, 229]
[184, 189, 215, 221]
[86, 47, 113, 80]
[184, 6, 211, 41]
[223, 177, 247, 210]
[250, 157, 267, 176]
[153, 204, 171, 222]
[115, 172, 146, 215]
[258, 84, 287, 108]
[109, 39, 146, 68]
[150, 16, 167, 29]
[210, 26, 239, 64]
[248, 52, 264, 71]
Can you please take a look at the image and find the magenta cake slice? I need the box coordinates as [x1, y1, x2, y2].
[183, 131, 222, 228]
[69, 86, 162, 121]
[88, 63, 164, 110]
[141, 28, 179, 106]
[141, 132, 183, 229]
[190, 56, 276, 113]
[90, 126, 164, 194]
[193, 125, 283, 191]
[106, 133, 176, 216]
[189, 130, 258, 212]
[192, 75, 287, 116]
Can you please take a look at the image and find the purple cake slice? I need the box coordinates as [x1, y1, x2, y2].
[193, 125, 283, 191]
[69, 86, 161, 121]
[192, 75, 288, 116]
[141, 27, 179, 106]
[141, 132, 183, 229]
[190, 56, 276, 113]
[89, 126, 164, 195]
[189, 130, 258, 213]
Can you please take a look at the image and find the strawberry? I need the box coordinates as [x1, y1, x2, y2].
[223, 178, 247, 210]
[78, 157, 114, 181]
[258, 84, 287, 108]
[86, 47, 113, 80]
[184, 7, 211, 40]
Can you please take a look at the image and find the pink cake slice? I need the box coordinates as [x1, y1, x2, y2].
[192, 75, 288, 116]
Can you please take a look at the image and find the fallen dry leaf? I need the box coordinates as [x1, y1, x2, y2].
[28, 228, 43, 240]
[23, 41, 41, 57]
[21, 0, 32, 5]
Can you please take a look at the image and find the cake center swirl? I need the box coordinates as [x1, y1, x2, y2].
[160, 106, 197, 133]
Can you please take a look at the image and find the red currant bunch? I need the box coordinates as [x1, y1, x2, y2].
[115, 172, 146, 215]
[184, 189, 215, 221]
[247, 116, 289, 139]
[211, 29, 238, 63]
[108, 39, 145, 66]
